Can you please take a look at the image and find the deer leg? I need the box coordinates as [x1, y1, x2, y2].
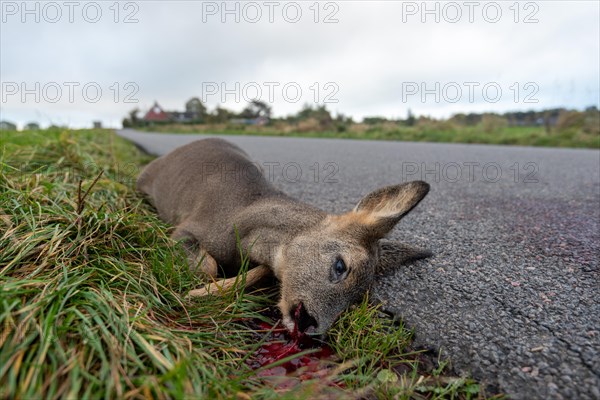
[187, 265, 272, 297]
[187, 247, 218, 278]
[172, 227, 218, 279]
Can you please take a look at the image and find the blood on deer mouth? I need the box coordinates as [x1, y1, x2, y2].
[293, 302, 318, 336]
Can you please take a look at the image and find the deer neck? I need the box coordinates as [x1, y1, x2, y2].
[236, 195, 326, 279]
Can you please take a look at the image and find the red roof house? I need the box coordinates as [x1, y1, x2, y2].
[143, 102, 171, 122]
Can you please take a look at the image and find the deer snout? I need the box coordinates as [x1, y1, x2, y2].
[282, 302, 318, 334]
[295, 303, 318, 333]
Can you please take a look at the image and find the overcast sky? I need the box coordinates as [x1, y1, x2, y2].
[1, 0, 599, 128]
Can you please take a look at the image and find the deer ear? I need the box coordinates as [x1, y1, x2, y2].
[353, 181, 430, 239]
[375, 240, 433, 275]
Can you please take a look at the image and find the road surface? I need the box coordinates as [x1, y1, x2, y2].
[117, 129, 599, 399]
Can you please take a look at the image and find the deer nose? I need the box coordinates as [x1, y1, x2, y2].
[296, 303, 318, 333]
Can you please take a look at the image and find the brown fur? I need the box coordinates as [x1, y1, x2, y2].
[137, 138, 431, 333]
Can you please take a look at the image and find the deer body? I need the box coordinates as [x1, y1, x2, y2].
[137, 139, 325, 278]
[138, 138, 431, 333]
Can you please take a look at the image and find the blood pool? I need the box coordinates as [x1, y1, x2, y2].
[246, 305, 339, 389]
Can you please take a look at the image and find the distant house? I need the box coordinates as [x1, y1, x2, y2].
[142, 99, 206, 124]
[143, 102, 171, 122]
[229, 117, 269, 126]
[25, 122, 40, 130]
[170, 111, 199, 123]
[0, 120, 17, 130]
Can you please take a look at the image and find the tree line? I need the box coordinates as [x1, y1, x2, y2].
[122, 98, 599, 136]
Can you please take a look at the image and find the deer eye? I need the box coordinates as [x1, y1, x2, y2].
[330, 258, 348, 282]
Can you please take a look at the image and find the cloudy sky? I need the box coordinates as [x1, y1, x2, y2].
[1, 0, 599, 128]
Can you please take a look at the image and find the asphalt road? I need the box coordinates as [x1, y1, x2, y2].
[117, 129, 600, 399]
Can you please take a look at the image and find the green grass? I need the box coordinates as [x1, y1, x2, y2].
[138, 123, 600, 149]
[0, 128, 503, 399]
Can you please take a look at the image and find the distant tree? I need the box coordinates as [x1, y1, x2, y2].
[240, 100, 272, 119]
[405, 109, 415, 126]
[185, 97, 207, 119]
[363, 116, 388, 125]
[334, 112, 353, 132]
[294, 104, 333, 127]
[543, 111, 552, 134]
[130, 107, 141, 126]
[464, 113, 482, 126]
[294, 104, 313, 121]
[335, 112, 353, 125]
[449, 113, 467, 126]
[211, 106, 235, 123]
[121, 107, 142, 128]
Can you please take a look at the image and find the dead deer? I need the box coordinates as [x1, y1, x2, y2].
[137, 138, 431, 334]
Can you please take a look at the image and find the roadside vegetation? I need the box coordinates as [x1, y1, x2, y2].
[124, 100, 599, 149]
[1, 128, 502, 398]
[140, 121, 600, 148]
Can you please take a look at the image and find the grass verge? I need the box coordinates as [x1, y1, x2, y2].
[138, 123, 600, 149]
[1, 128, 503, 398]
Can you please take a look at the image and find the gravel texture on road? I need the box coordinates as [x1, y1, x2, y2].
[118, 129, 600, 399]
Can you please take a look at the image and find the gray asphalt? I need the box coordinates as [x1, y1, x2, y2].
[117, 129, 600, 399]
